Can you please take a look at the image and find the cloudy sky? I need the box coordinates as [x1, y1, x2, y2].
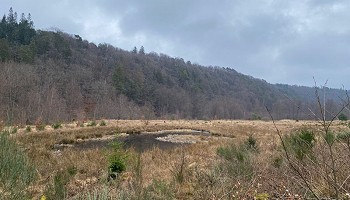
[1, 0, 349, 89]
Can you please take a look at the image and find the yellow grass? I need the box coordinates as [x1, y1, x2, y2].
[9, 119, 349, 199]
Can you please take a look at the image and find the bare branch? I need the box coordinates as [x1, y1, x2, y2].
[266, 106, 320, 199]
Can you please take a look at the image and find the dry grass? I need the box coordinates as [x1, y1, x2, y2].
[8, 119, 349, 199]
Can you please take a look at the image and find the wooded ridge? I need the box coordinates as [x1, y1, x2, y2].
[0, 8, 348, 124]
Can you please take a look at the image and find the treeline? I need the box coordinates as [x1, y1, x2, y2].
[0, 8, 36, 62]
[0, 8, 348, 125]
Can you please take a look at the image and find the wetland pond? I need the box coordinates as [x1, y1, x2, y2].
[54, 130, 212, 152]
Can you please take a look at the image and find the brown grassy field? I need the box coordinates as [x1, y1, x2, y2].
[6, 119, 350, 199]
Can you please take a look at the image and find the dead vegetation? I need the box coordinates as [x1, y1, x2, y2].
[2, 119, 349, 199]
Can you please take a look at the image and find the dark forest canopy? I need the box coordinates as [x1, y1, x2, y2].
[0, 8, 348, 125]
[0, 8, 36, 62]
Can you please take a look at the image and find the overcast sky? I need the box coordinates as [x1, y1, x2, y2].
[1, 0, 349, 89]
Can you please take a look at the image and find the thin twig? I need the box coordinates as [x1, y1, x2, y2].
[266, 106, 320, 199]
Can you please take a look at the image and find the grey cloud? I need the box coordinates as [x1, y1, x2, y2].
[1, 0, 350, 88]
[280, 33, 350, 69]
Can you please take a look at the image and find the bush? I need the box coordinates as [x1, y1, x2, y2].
[109, 158, 126, 174]
[271, 156, 283, 168]
[278, 127, 349, 198]
[245, 134, 258, 150]
[192, 140, 258, 199]
[338, 113, 348, 121]
[217, 142, 254, 178]
[284, 129, 315, 160]
[108, 139, 128, 180]
[99, 120, 107, 126]
[67, 165, 77, 176]
[251, 113, 262, 120]
[51, 123, 62, 129]
[87, 121, 97, 127]
[25, 126, 31, 132]
[0, 132, 36, 199]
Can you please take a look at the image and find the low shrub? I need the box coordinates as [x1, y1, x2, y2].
[87, 121, 97, 127]
[99, 120, 106, 126]
[51, 123, 62, 129]
[108, 139, 128, 180]
[271, 155, 283, 168]
[245, 134, 258, 150]
[251, 113, 262, 120]
[109, 158, 126, 174]
[277, 125, 350, 198]
[217, 142, 254, 178]
[192, 139, 259, 199]
[25, 126, 31, 132]
[284, 128, 315, 160]
[0, 132, 36, 199]
[67, 165, 77, 176]
[338, 113, 348, 121]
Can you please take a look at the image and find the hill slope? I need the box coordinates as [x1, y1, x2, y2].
[0, 10, 348, 124]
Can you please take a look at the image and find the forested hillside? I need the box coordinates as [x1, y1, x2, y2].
[0, 9, 348, 125]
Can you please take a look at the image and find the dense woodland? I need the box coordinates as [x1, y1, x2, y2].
[0, 8, 348, 125]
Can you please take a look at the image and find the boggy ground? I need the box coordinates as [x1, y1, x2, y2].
[11, 119, 350, 199]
